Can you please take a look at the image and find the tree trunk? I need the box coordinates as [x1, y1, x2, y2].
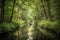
[46, 0, 52, 21]
[41, 0, 48, 19]
[0, 0, 5, 23]
[9, 0, 16, 22]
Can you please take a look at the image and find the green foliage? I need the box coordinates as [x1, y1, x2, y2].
[0, 0, 60, 40]
[37, 20, 60, 38]
[38, 20, 58, 28]
[0, 22, 19, 33]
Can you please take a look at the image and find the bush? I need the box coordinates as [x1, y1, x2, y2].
[38, 20, 58, 30]
[0, 22, 20, 33]
[37, 20, 60, 39]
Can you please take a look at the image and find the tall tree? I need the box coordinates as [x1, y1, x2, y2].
[40, 0, 48, 19]
[9, 0, 16, 22]
[46, 0, 52, 21]
[0, 0, 5, 23]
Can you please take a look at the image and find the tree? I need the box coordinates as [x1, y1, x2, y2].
[0, 0, 6, 23]
[46, 0, 53, 21]
[9, 0, 16, 22]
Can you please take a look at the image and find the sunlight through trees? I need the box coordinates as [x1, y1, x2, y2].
[0, 0, 60, 40]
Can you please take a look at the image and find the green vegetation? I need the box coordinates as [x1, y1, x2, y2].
[0, 0, 60, 40]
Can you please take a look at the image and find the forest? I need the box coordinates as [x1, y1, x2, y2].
[0, 0, 60, 40]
